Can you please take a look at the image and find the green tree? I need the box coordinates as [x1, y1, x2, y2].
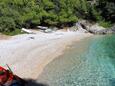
[96, 0, 115, 22]
[0, 0, 114, 34]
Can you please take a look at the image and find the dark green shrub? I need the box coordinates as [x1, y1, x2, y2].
[0, 17, 16, 32]
[99, 21, 112, 28]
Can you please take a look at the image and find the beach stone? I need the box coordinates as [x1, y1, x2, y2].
[44, 29, 53, 33]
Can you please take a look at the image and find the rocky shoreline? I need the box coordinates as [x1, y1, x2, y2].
[78, 20, 115, 34]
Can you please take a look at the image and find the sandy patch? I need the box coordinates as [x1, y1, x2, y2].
[0, 31, 92, 79]
[0, 34, 11, 40]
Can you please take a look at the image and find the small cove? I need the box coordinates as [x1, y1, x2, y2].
[37, 35, 115, 86]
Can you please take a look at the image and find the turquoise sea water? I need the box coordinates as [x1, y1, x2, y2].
[38, 35, 115, 86]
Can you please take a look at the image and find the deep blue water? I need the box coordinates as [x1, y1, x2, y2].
[38, 35, 115, 86]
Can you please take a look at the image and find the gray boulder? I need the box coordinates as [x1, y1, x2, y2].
[78, 20, 115, 34]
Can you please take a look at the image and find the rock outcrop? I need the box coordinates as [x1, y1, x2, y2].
[78, 20, 115, 34]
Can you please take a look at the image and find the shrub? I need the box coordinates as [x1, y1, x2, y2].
[0, 17, 16, 32]
[99, 21, 112, 28]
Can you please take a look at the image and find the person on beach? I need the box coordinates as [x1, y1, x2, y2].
[0, 66, 26, 86]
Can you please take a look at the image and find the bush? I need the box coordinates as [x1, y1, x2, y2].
[0, 17, 16, 32]
[3, 29, 24, 36]
[99, 21, 112, 28]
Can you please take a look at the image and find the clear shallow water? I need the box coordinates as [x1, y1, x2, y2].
[38, 35, 115, 86]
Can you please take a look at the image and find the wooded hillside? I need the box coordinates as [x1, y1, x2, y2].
[0, 0, 114, 33]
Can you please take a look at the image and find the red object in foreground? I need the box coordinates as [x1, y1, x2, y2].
[0, 66, 13, 85]
[0, 66, 26, 86]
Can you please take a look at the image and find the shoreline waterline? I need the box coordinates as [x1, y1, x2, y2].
[37, 35, 93, 81]
[0, 31, 92, 79]
[36, 33, 93, 78]
[37, 34, 115, 86]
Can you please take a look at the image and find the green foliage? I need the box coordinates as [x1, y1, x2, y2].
[90, 6, 102, 21]
[0, 0, 114, 34]
[96, 0, 115, 22]
[99, 21, 113, 28]
[0, 17, 16, 32]
[54, 0, 78, 27]
[3, 29, 24, 36]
